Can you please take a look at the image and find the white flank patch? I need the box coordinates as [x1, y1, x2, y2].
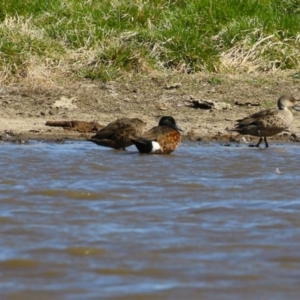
[151, 141, 161, 153]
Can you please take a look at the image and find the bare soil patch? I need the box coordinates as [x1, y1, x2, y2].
[1, 71, 300, 145]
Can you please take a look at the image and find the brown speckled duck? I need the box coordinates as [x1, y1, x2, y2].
[131, 116, 183, 154]
[89, 118, 146, 150]
[230, 95, 300, 147]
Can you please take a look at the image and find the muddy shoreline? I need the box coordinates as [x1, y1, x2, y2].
[1, 72, 300, 146]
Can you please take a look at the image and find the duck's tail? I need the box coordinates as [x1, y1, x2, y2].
[131, 138, 161, 153]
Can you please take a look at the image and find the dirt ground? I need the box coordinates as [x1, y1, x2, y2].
[1, 71, 300, 145]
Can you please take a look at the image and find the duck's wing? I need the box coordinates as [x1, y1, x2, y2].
[235, 108, 277, 126]
[91, 118, 131, 139]
[138, 125, 174, 141]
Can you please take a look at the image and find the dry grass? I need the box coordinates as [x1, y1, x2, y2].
[220, 30, 300, 73]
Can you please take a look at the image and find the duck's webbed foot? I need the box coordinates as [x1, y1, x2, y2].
[248, 137, 263, 147]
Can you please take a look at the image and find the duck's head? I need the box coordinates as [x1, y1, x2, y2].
[158, 116, 183, 131]
[278, 95, 300, 111]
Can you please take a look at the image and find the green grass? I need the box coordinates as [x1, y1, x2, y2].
[1, 0, 300, 82]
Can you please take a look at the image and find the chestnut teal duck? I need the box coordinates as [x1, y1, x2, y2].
[131, 116, 183, 154]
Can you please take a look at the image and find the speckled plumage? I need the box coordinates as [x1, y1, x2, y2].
[89, 118, 146, 150]
[131, 116, 182, 154]
[230, 95, 299, 147]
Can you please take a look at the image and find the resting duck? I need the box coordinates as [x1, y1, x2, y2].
[89, 118, 146, 150]
[131, 116, 183, 154]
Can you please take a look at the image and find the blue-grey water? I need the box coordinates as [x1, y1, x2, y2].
[0, 141, 300, 300]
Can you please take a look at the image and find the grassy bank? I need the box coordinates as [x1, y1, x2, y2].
[1, 0, 300, 83]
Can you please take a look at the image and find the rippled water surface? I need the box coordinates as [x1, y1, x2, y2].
[0, 141, 300, 300]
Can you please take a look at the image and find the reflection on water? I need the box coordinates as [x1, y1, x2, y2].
[0, 141, 300, 299]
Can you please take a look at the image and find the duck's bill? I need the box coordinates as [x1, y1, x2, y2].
[293, 104, 300, 111]
[176, 125, 184, 132]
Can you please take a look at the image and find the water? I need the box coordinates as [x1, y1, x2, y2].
[0, 141, 299, 300]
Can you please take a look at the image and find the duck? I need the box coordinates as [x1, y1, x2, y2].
[131, 116, 183, 154]
[229, 95, 300, 147]
[89, 118, 146, 150]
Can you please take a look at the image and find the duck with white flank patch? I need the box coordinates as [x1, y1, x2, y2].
[131, 116, 183, 154]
